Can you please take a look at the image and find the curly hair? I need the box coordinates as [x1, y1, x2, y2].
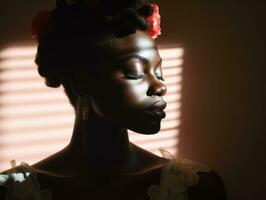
[34, 0, 155, 107]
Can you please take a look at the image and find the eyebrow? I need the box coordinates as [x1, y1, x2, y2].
[118, 54, 162, 67]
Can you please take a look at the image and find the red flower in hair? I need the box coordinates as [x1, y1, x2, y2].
[146, 4, 161, 39]
[30, 11, 52, 42]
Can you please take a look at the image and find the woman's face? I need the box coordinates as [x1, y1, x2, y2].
[88, 30, 167, 134]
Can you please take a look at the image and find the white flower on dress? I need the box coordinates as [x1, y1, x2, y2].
[147, 148, 211, 200]
[0, 162, 51, 200]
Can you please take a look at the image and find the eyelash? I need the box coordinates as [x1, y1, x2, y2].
[125, 74, 144, 80]
[125, 74, 165, 81]
[158, 76, 165, 81]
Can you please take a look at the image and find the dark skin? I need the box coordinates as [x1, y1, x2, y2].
[0, 30, 226, 200]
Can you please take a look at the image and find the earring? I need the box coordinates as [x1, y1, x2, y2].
[82, 94, 90, 120]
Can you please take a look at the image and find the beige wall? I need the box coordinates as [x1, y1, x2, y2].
[156, 1, 265, 199]
[0, 1, 265, 199]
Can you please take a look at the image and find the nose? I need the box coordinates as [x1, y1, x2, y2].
[146, 77, 167, 97]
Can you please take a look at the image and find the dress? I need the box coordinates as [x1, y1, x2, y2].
[0, 149, 211, 200]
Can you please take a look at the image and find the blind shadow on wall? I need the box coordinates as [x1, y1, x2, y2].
[0, 45, 183, 171]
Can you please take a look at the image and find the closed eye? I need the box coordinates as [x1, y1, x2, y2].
[124, 74, 144, 80]
[155, 73, 165, 81]
[157, 76, 165, 81]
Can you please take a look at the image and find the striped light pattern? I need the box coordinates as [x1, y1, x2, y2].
[0, 46, 183, 171]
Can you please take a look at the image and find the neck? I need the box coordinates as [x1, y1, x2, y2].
[67, 98, 131, 173]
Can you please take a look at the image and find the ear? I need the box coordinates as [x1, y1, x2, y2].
[69, 70, 94, 97]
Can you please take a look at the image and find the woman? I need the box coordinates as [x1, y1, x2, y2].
[0, 0, 226, 199]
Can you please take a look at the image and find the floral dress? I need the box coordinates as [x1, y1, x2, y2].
[0, 149, 210, 200]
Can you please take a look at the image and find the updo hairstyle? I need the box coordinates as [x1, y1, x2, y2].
[34, 0, 155, 107]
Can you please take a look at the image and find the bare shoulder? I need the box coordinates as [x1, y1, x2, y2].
[188, 170, 227, 200]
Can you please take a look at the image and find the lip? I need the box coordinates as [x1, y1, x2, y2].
[145, 101, 167, 120]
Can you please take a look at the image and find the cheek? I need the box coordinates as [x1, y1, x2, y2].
[90, 78, 148, 121]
